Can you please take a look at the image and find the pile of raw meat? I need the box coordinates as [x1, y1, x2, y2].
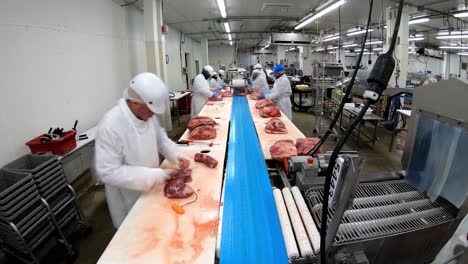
[255, 99, 282, 118]
[222, 90, 233, 97]
[164, 169, 194, 198]
[194, 153, 218, 168]
[269, 137, 323, 160]
[265, 118, 287, 134]
[188, 116, 217, 140]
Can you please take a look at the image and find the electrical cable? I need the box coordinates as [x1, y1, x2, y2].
[319, 0, 404, 263]
[306, 0, 374, 156]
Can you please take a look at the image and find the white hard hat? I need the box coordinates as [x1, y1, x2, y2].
[252, 69, 261, 75]
[254, 63, 263, 70]
[203, 65, 216, 76]
[218, 69, 225, 75]
[125, 72, 168, 114]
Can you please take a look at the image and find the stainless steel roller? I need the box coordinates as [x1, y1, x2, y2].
[291, 186, 320, 254]
[273, 188, 299, 260]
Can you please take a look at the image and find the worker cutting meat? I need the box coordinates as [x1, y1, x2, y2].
[249, 69, 269, 94]
[192, 65, 219, 116]
[253, 63, 267, 79]
[95, 72, 191, 228]
[260, 64, 292, 120]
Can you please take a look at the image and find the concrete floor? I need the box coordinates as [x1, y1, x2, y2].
[0, 108, 408, 263]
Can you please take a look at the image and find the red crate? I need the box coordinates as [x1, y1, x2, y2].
[25, 130, 77, 156]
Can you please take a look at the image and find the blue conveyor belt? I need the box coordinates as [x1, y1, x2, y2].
[220, 96, 288, 263]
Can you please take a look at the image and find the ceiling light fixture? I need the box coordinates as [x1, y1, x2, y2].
[409, 37, 424, 41]
[295, 0, 346, 30]
[373, 47, 383, 51]
[454, 11, 468, 18]
[228, 34, 232, 41]
[316, 47, 325, 51]
[457, 52, 468, 56]
[264, 43, 270, 49]
[342, 43, 357, 48]
[229, 40, 233, 46]
[216, 0, 227, 18]
[365, 40, 383, 45]
[346, 28, 373, 36]
[436, 34, 468, 39]
[440, 46, 468, 49]
[409, 18, 430, 24]
[362, 52, 373, 55]
[224, 22, 230, 33]
[327, 46, 339, 50]
[324, 35, 340, 42]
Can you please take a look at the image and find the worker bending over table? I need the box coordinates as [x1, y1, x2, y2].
[94, 72, 190, 229]
[191, 65, 218, 116]
[249, 69, 270, 94]
[261, 64, 293, 120]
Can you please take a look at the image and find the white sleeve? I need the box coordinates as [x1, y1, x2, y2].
[155, 120, 180, 164]
[266, 80, 281, 100]
[94, 127, 168, 191]
[193, 76, 214, 97]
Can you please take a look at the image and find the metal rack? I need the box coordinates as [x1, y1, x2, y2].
[2, 154, 90, 263]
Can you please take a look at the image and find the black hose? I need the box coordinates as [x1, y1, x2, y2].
[307, 0, 374, 156]
[387, 0, 404, 54]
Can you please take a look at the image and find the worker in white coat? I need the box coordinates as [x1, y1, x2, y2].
[250, 69, 269, 94]
[260, 64, 292, 120]
[191, 65, 218, 116]
[95, 72, 191, 229]
[209, 74, 219, 90]
[217, 69, 225, 87]
[254, 63, 267, 79]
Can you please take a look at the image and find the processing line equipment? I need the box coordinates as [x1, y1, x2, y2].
[266, 78, 468, 264]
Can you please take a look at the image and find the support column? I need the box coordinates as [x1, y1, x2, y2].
[298, 46, 304, 71]
[442, 52, 450, 79]
[201, 38, 209, 68]
[144, 0, 171, 130]
[385, 5, 409, 88]
[276, 46, 285, 64]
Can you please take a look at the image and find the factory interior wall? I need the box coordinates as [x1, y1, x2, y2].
[165, 26, 203, 91]
[0, 0, 146, 167]
[209, 45, 236, 70]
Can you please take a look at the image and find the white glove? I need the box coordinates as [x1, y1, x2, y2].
[148, 168, 176, 187]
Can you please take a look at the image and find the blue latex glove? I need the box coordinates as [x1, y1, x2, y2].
[248, 82, 253, 86]
[216, 87, 222, 91]
[266, 90, 272, 95]
[212, 93, 218, 98]
[260, 94, 266, 99]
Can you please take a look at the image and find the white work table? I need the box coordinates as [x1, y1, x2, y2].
[98, 98, 232, 264]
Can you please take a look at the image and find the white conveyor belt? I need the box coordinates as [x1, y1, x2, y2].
[291, 186, 321, 254]
[273, 188, 299, 260]
[282, 188, 314, 258]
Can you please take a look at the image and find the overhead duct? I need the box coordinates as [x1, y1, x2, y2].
[271, 33, 311, 45]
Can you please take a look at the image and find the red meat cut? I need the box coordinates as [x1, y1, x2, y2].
[164, 178, 194, 199]
[222, 90, 233, 97]
[194, 153, 218, 168]
[270, 139, 297, 160]
[265, 118, 288, 134]
[209, 96, 223, 101]
[170, 169, 192, 183]
[188, 116, 217, 131]
[255, 99, 275, 109]
[259, 105, 281, 118]
[296, 138, 323, 155]
[250, 91, 262, 100]
[188, 125, 217, 140]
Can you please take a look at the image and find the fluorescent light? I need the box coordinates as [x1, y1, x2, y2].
[436, 35, 468, 39]
[229, 40, 233, 46]
[316, 48, 325, 51]
[329, 51, 337, 54]
[440, 46, 468, 49]
[346, 28, 373, 36]
[373, 47, 383, 51]
[224, 22, 230, 33]
[362, 52, 373, 55]
[355, 48, 368, 52]
[327, 46, 339, 50]
[384, 25, 388, 29]
[342, 43, 357, 48]
[216, 0, 227, 18]
[365, 40, 383, 45]
[295, 0, 346, 30]
[264, 43, 270, 49]
[457, 52, 468, 55]
[413, 34, 424, 37]
[454, 12, 468, 18]
[228, 34, 232, 41]
[409, 18, 430, 24]
[409, 37, 424, 41]
[324, 35, 340, 42]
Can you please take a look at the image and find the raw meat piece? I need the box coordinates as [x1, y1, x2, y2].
[296, 138, 323, 155]
[270, 139, 297, 160]
[238, 91, 246, 96]
[259, 105, 281, 118]
[164, 178, 194, 199]
[188, 125, 217, 140]
[194, 153, 218, 168]
[250, 91, 262, 100]
[188, 116, 217, 131]
[265, 118, 288, 134]
[170, 169, 192, 183]
[222, 90, 233, 97]
[209, 97, 223, 101]
[255, 99, 275, 109]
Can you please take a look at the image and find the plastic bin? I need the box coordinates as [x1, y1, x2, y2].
[2, 155, 58, 175]
[25, 130, 76, 156]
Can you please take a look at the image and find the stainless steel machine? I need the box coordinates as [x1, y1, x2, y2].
[269, 78, 468, 264]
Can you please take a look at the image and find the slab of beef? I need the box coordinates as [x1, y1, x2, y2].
[296, 138, 323, 155]
[238, 91, 246, 96]
[222, 90, 233, 97]
[269, 139, 297, 160]
[164, 178, 194, 199]
[255, 99, 275, 109]
[265, 118, 288, 134]
[188, 125, 217, 140]
[259, 105, 281, 118]
[194, 153, 218, 168]
[170, 169, 192, 183]
[188, 116, 217, 131]
[209, 97, 223, 101]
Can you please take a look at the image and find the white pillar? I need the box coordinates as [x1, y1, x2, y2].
[299, 46, 304, 70]
[201, 38, 209, 67]
[276, 46, 286, 64]
[385, 5, 409, 88]
[442, 52, 450, 79]
[144, 0, 171, 130]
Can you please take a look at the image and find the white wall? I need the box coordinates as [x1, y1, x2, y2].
[0, 0, 146, 166]
[209, 45, 236, 69]
[165, 26, 202, 91]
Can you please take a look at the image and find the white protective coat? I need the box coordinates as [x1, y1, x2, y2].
[191, 73, 213, 116]
[266, 73, 292, 120]
[209, 77, 219, 91]
[217, 76, 225, 87]
[251, 73, 270, 94]
[95, 99, 180, 228]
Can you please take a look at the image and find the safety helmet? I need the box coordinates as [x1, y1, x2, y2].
[218, 69, 225, 75]
[254, 63, 263, 70]
[125, 72, 168, 114]
[204, 65, 216, 76]
[272, 64, 285, 74]
[252, 69, 261, 76]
